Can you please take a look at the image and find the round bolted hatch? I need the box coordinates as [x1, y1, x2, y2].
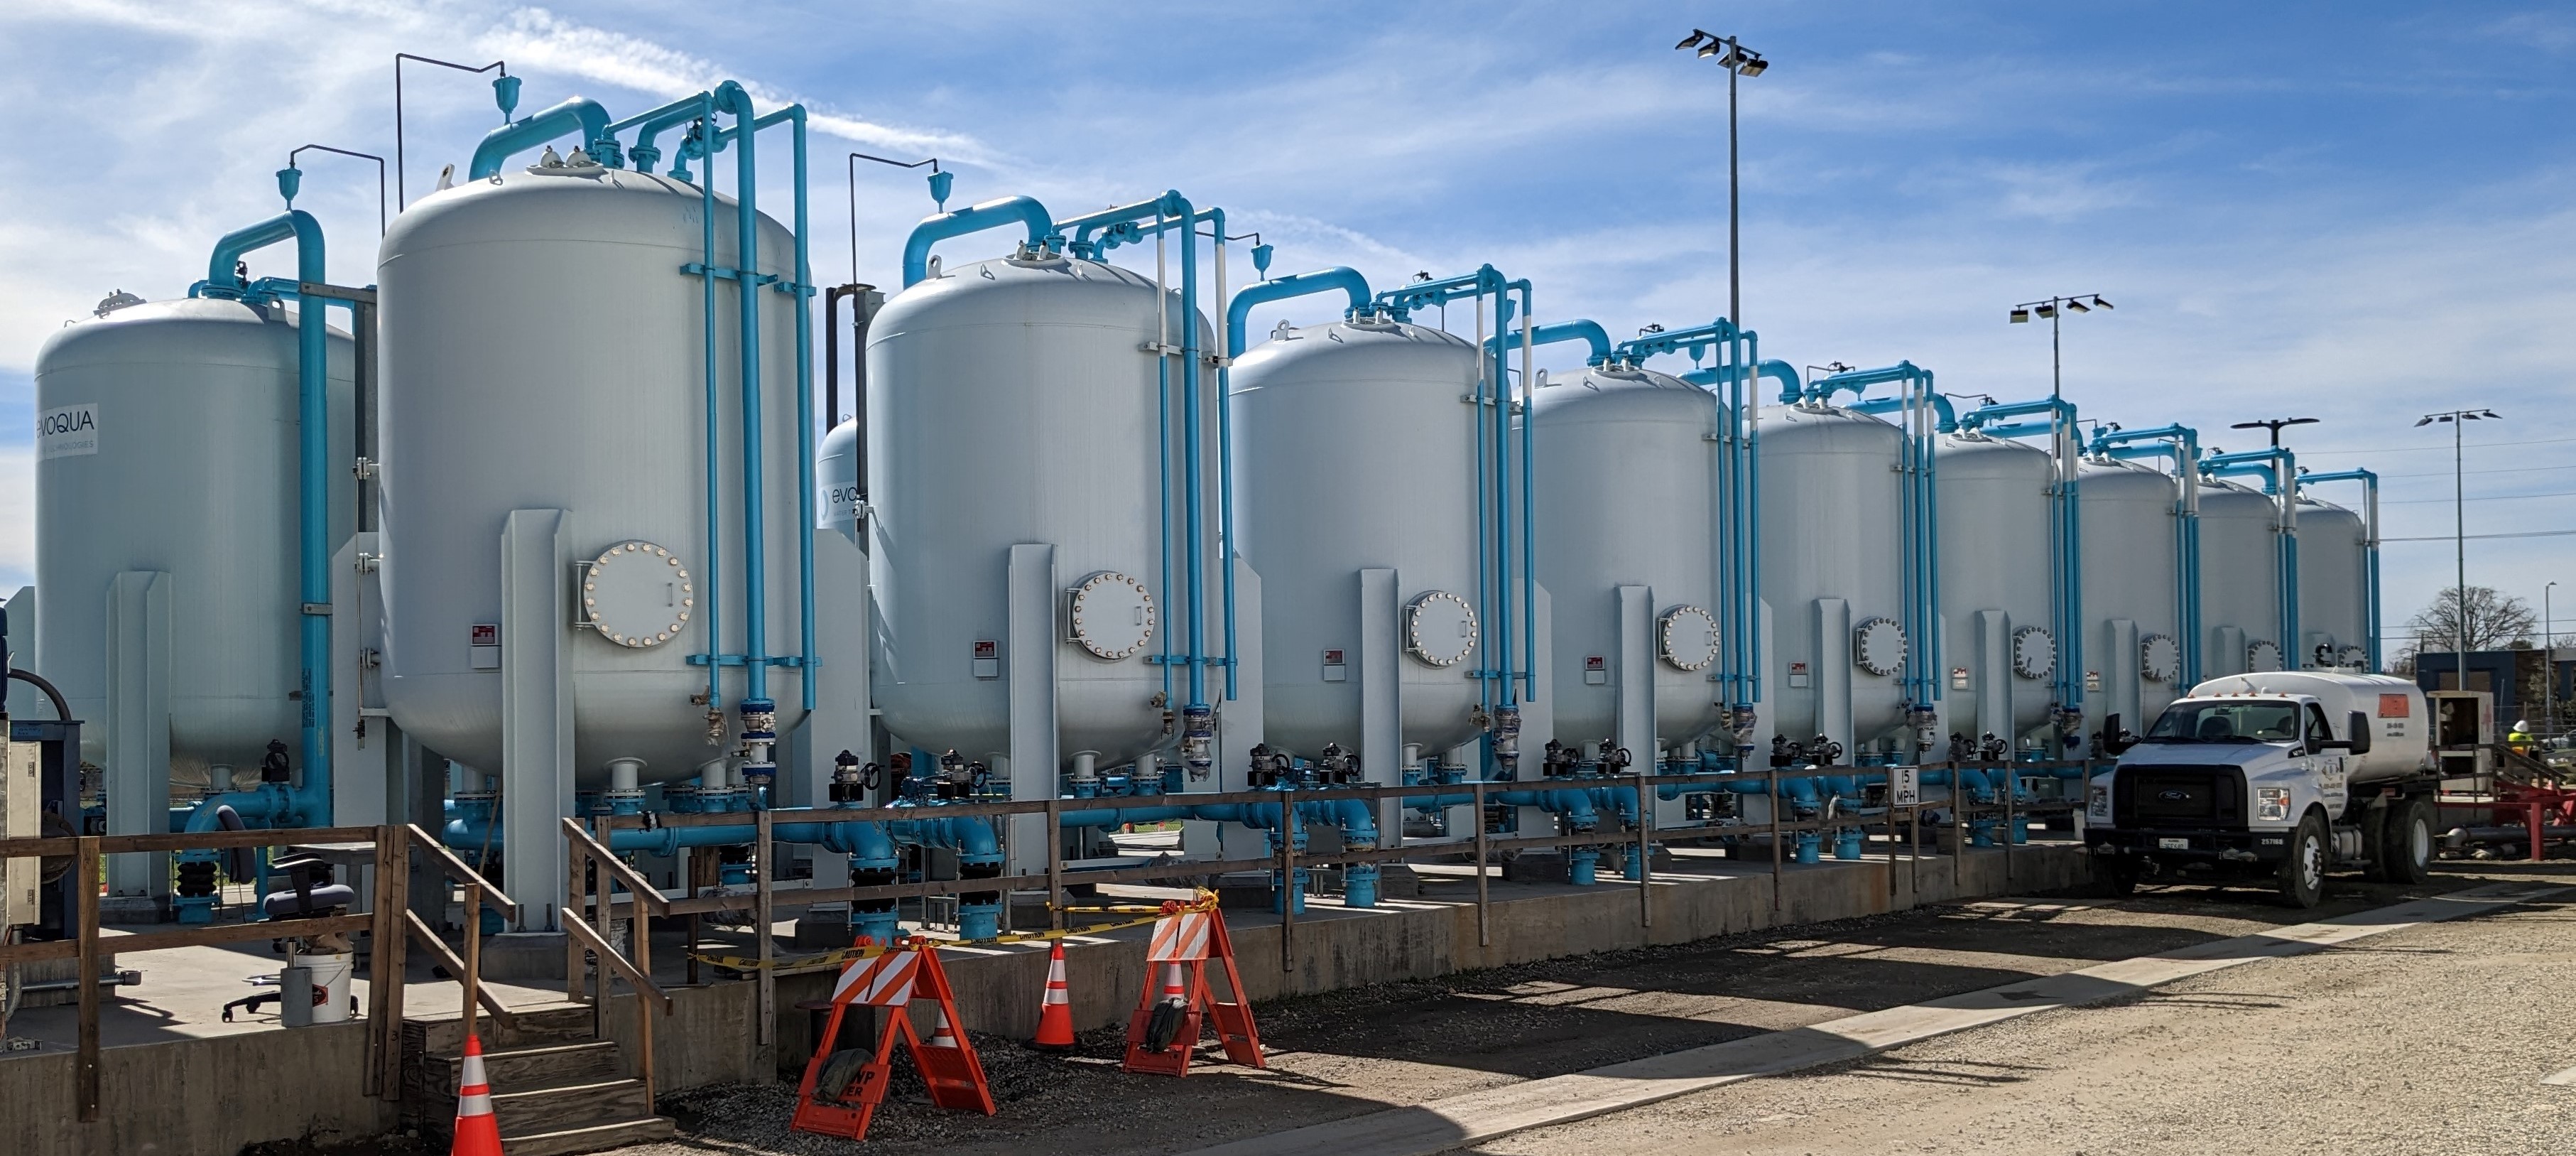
[2011, 625, 2055, 680]
[1658, 605, 1719, 671]
[1852, 617, 1907, 677]
[582, 541, 692, 648]
[1068, 572, 1155, 661]
[2248, 640, 2283, 671]
[1405, 590, 1479, 668]
[2140, 634, 2181, 683]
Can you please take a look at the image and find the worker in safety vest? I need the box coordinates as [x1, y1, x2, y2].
[2508, 720, 2536, 755]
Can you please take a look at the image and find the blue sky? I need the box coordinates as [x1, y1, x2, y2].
[4, 1, 2572, 651]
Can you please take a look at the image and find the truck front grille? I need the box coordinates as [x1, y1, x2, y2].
[2116, 765, 2245, 829]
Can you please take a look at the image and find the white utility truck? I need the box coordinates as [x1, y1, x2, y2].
[2085, 671, 2436, 907]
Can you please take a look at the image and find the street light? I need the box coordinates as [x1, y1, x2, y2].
[2418, 409, 2499, 693]
[1676, 29, 1767, 332]
[2549, 580, 2560, 742]
[2009, 294, 2113, 399]
[2230, 417, 2319, 449]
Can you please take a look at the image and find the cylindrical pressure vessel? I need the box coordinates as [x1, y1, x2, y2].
[2077, 455, 2183, 738]
[377, 163, 807, 787]
[1231, 316, 1485, 758]
[1528, 365, 1725, 753]
[2197, 477, 2283, 675]
[867, 251, 1205, 770]
[1756, 402, 1907, 748]
[2295, 494, 2366, 669]
[1933, 431, 2055, 745]
[33, 293, 356, 784]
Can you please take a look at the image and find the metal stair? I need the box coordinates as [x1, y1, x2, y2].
[404, 1004, 675, 1156]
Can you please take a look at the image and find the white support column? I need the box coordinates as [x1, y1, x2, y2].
[2105, 618, 2141, 736]
[104, 570, 171, 900]
[2215, 625, 2247, 677]
[1204, 558, 1262, 858]
[1359, 568, 1405, 848]
[1615, 585, 1656, 769]
[1975, 610, 2011, 745]
[331, 532, 391, 828]
[1816, 598, 1852, 754]
[500, 509, 573, 931]
[1523, 582, 1554, 761]
[1005, 543, 1058, 876]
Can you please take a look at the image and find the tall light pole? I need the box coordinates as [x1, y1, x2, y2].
[2009, 294, 2113, 399]
[2548, 580, 2560, 740]
[2232, 417, 2319, 450]
[1675, 30, 1766, 328]
[2418, 408, 2502, 693]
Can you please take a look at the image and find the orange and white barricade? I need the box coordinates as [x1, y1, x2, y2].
[1121, 899, 1263, 1076]
[790, 938, 996, 1141]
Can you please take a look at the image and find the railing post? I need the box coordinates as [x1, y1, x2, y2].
[369, 824, 411, 1101]
[462, 880, 484, 1050]
[1472, 779, 1490, 949]
[755, 809, 774, 1049]
[75, 834, 101, 1123]
[1045, 796, 1064, 931]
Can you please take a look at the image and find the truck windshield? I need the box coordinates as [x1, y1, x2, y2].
[2144, 701, 2300, 743]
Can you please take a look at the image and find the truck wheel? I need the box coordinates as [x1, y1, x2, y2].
[2275, 812, 2327, 909]
[2379, 796, 2435, 885]
[2102, 857, 2141, 897]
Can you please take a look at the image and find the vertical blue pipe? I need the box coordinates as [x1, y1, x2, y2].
[697, 119, 724, 710]
[1516, 283, 1536, 702]
[715, 82, 770, 701]
[1175, 192, 1209, 709]
[1210, 209, 1239, 701]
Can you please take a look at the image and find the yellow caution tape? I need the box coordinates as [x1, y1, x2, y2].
[688, 889, 1222, 971]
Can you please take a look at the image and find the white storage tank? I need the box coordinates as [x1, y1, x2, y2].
[1757, 402, 1907, 749]
[33, 294, 355, 782]
[1933, 430, 2055, 745]
[1527, 364, 1724, 752]
[868, 251, 1204, 769]
[1232, 315, 1485, 758]
[2295, 494, 2367, 669]
[377, 163, 807, 787]
[2197, 477, 2282, 676]
[2077, 455, 2183, 738]
[2180, 671, 2428, 784]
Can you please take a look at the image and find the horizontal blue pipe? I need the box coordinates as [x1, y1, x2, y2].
[1226, 267, 1371, 356]
[900, 195, 1055, 286]
[1849, 394, 1959, 433]
[1488, 318, 1612, 367]
[469, 97, 613, 180]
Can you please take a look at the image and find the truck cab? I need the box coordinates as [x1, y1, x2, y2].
[2084, 671, 2436, 907]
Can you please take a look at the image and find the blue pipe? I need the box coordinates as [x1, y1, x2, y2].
[608, 93, 712, 175]
[1810, 363, 1945, 735]
[2092, 424, 2205, 683]
[467, 97, 612, 180]
[900, 195, 1054, 287]
[201, 206, 331, 825]
[710, 83, 774, 706]
[1640, 331, 1778, 722]
[1488, 318, 1612, 367]
[1961, 398, 2084, 721]
[1227, 268, 1371, 360]
[2205, 448, 2300, 659]
[1850, 394, 1957, 433]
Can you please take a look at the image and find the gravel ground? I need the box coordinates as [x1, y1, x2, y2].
[597, 868, 2548, 1156]
[1472, 866, 2576, 1156]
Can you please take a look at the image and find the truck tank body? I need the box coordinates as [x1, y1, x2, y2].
[1526, 365, 1725, 751]
[868, 254, 1206, 769]
[33, 296, 356, 781]
[2077, 455, 2183, 737]
[376, 166, 807, 788]
[1231, 318, 1484, 757]
[2294, 495, 2366, 669]
[1933, 431, 2054, 742]
[2197, 477, 2281, 676]
[2183, 671, 2429, 784]
[1756, 402, 1906, 746]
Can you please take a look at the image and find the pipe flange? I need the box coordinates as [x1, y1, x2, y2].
[1405, 591, 1479, 668]
[2012, 625, 2055, 680]
[582, 541, 692, 648]
[1067, 571, 1156, 661]
[1853, 617, 1907, 677]
[2247, 639, 2283, 672]
[1658, 605, 1719, 671]
[2140, 634, 2180, 683]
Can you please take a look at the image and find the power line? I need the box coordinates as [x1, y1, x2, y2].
[2384, 529, 2576, 541]
[2371, 463, 2576, 480]
[2382, 489, 2576, 506]
[2298, 436, 2576, 457]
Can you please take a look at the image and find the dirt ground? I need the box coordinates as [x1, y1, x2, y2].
[597, 865, 2563, 1156]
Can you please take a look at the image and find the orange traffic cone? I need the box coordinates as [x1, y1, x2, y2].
[452, 1034, 505, 1156]
[926, 1008, 960, 1049]
[1141, 963, 1190, 1054]
[1033, 941, 1075, 1052]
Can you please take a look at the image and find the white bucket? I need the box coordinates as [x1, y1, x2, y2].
[293, 949, 354, 1025]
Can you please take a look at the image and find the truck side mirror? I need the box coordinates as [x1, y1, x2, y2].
[2343, 710, 2372, 755]
[2099, 713, 2134, 756]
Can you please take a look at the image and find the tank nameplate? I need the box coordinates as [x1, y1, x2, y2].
[2140, 633, 2181, 683]
[1658, 605, 1719, 671]
[1852, 617, 1907, 678]
[1405, 591, 1479, 668]
[1068, 571, 1156, 661]
[2011, 625, 2055, 680]
[581, 541, 693, 649]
